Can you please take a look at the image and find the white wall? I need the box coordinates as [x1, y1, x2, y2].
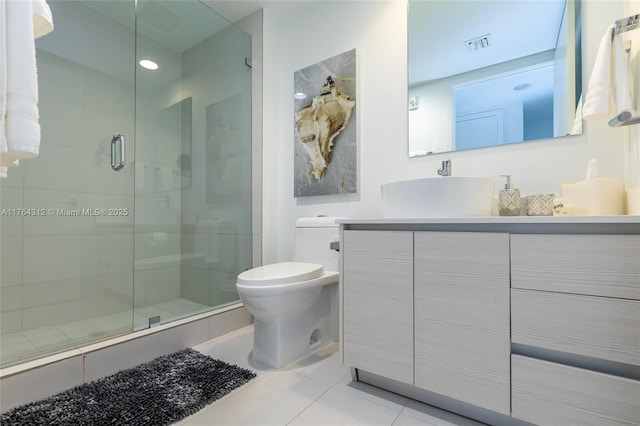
[262, 0, 633, 264]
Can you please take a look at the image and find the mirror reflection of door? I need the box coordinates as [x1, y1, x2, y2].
[453, 62, 556, 149]
[455, 110, 503, 150]
[408, 0, 581, 156]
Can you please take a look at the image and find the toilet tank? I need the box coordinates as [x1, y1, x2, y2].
[293, 217, 343, 272]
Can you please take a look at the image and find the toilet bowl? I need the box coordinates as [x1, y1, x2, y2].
[236, 217, 342, 368]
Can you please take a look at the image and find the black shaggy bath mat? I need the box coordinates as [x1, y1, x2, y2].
[0, 348, 256, 425]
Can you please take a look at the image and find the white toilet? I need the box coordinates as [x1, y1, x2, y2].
[236, 217, 341, 368]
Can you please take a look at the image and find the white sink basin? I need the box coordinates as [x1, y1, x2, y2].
[381, 177, 495, 218]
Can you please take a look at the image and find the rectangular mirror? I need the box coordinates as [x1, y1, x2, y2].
[408, 0, 582, 157]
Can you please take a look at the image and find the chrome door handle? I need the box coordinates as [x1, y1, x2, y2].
[111, 133, 126, 171]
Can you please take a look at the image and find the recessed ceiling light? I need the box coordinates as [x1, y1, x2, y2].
[513, 83, 530, 91]
[139, 59, 159, 70]
[294, 92, 307, 100]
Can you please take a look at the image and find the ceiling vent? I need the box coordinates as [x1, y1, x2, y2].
[465, 34, 492, 53]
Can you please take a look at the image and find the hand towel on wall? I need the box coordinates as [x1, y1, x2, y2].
[583, 24, 633, 120]
[0, 0, 54, 178]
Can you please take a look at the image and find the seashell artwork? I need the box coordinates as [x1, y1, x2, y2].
[295, 76, 355, 180]
[294, 49, 357, 197]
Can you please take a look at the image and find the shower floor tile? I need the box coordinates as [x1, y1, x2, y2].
[132, 299, 210, 330]
[57, 322, 104, 342]
[22, 327, 74, 350]
[0, 298, 210, 368]
[0, 335, 37, 361]
[86, 316, 130, 333]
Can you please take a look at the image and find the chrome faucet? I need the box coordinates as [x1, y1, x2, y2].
[437, 160, 452, 176]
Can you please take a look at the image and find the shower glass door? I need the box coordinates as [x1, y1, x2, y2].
[0, 0, 136, 367]
[132, 0, 253, 330]
[0, 0, 252, 368]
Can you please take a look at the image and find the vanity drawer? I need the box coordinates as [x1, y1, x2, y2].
[512, 355, 640, 426]
[511, 234, 640, 299]
[512, 289, 640, 366]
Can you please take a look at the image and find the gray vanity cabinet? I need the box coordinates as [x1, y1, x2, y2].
[510, 234, 640, 425]
[342, 230, 414, 384]
[341, 221, 640, 425]
[342, 230, 511, 414]
[414, 232, 511, 415]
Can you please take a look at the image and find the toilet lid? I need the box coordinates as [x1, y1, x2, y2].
[237, 262, 324, 286]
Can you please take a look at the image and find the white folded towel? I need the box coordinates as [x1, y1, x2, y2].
[583, 24, 633, 120]
[570, 93, 583, 135]
[0, 0, 53, 177]
[31, 0, 53, 37]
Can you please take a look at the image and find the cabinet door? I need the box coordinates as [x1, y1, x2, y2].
[342, 230, 413, 384]
[414, 232, 510, 414]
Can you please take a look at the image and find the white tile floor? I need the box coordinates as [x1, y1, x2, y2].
[1, 298, 210, 367]
[180, 326, 486, 426]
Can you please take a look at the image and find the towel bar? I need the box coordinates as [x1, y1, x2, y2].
[615, 14, 639, 35]
[608, 111, 640, 127]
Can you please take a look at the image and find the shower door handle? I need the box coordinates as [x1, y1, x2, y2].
[111, 133, 126, 171]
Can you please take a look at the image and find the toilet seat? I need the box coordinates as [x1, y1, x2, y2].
[238, 262, 323, 285]
[236, 261, 338, 296]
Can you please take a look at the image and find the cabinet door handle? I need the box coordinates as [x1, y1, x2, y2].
[111, 133, 126, 171]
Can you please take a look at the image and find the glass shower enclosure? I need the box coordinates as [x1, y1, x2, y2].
[0, 0, 253, 368]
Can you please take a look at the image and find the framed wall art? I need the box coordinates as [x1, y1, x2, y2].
[293, 48, 357, 197]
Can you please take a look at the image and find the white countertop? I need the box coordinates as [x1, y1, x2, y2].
[337, 215, 640, 225]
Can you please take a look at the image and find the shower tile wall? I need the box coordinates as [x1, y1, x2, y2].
[0, 49, 135, 337]
[1, 169, 25, 335]
[0, 50, 137, 367]
[0, 215, 23, 334]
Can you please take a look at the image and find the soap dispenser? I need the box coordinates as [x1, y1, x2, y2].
[499, 175, 521, 216]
